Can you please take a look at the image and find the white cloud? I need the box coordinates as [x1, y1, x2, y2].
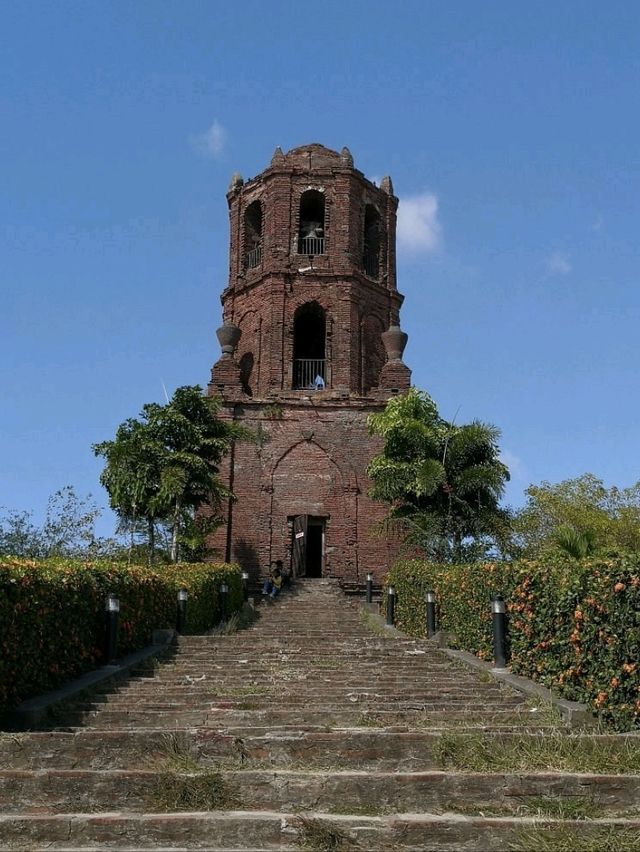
[500, 449, 527, 483]
[397, 192, 442, 253]
[547, 251, 571, 275]
[190, 120, 227, 159]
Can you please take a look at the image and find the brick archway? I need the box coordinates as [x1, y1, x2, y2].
[268, 440, 357, 578]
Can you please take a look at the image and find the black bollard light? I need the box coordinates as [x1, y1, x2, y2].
[366, 573, 373, 604]
[104, 593, 120, 665]
[241, 571, 249, 602]
[386, 586, 396, 626]
[176, 587, 188, 634]
[491, 594, 508, 668]
[425, 590, 437, 638]
[220, 582, 229, 621]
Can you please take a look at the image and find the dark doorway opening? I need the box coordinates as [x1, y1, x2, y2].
[289, 515, 325, 577]
[306, 524, 323, 577]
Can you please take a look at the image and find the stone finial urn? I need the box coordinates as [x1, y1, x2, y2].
[340, 146, 354, 167]
[381, 324, 408, 362]
[216, 323, 241, 355]
[228, 172, 244, 192]
[380, 175, 394, 195]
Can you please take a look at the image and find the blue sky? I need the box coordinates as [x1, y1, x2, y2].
[2, 1, 639, 535]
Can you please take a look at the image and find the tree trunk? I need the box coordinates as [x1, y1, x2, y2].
[171, 499, 181, 563]
[147, 517, 155, 566]
[129, 505, 137, 565]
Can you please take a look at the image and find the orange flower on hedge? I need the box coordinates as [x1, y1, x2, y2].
[610, 677, 620, 688]
[614, 582, 626, 592]
[622, 663, 636, 674]
[574, 609, 584, 621]
[595, 691, 607, 707]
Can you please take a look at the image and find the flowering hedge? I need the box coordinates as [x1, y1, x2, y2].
[0, 558, 242, 711]
[386, 556, 640, 731]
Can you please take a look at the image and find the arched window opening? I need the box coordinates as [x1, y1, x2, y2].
[363, 205, 381, 279]
[293, 302, 326, 389]
[244, 200, 262, 270]
[298, 190, 325, 256]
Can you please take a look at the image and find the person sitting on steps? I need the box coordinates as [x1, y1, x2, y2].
[275, 558, 292, 589]
[262, 563, 283, 599]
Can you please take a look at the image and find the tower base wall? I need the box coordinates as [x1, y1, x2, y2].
[207, 395, 398, 583]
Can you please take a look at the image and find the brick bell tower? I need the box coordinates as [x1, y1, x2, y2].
[207, 143, 411, 583]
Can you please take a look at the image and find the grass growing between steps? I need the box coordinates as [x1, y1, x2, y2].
[515, 796, 602, 820]
[514, 696, 566, 725]
[353, 711, 559, 731]
[152, 769, 239, 811]
[436, 731, 640, 774]
[158, 732, 201, 771]
[513, 825, 640, 852]
[441, 796, 603, 820]
[358, 610, 395, 638]
[293, 816, 355, 851]
[354, 712, 385, 727]
[326, 804, 387, 817]
[208, 604, 259, 635]
[154, 731, 251, 772]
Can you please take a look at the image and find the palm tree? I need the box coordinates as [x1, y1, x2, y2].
[554, 524, 597, 559]
[367, 389, 510, 561]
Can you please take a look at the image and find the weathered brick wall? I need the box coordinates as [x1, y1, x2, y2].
[221, 145, 403, 399]
[207, 399, 393, 583]
[208, 144, 411, 582]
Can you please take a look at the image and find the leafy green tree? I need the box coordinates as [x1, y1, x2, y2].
[41, 487, 103, 556]
[0, 486, 115, 558]
[367, 388, 510, 562]
[94, 418, 165, 564]
[512, 473, 640, 558]
[0, 509, 43, 557]
[145, 387, 240, 562]
[176, 510, 223, 563]
[94, 386, 246, 563]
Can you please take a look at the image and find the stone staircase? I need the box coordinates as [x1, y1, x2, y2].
[1, 580, 638, 850]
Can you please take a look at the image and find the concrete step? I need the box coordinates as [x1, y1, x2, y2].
[0, 811, 638, 851]
[2, 768, 637, 816]
[82, 672, 517, 688]
[60, 705, 541, 730]
[0, 579, 613, 852]
[6, 728, 605, 770]
[82, 684, 517, 696]
[146, 655, 460, 666]
[75, 695, 524, 712]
